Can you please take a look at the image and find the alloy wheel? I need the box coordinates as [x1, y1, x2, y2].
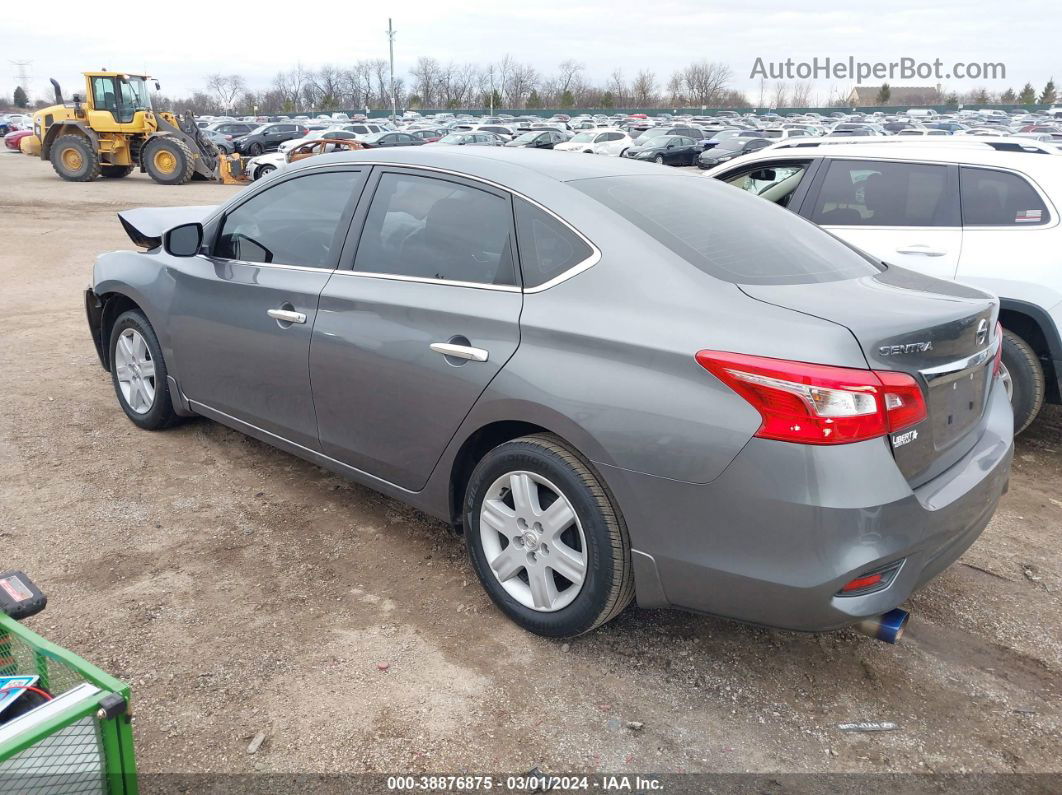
[479, 471, 587, 612]
[114, 328, 156, 414]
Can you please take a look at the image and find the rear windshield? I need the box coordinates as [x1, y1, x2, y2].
[571, 175, 883, 285]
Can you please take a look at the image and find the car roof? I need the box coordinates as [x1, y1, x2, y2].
[286, 145, 675, 185]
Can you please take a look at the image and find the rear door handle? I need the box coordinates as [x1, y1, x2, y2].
[895, 245, 947, 257]
[430, 342, 489, 362]
[267, 308, 306, 324]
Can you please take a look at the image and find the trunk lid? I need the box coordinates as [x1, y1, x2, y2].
[740, 266, 999, 485]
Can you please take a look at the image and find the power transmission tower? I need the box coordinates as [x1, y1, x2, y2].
[10, 60, 32, 103]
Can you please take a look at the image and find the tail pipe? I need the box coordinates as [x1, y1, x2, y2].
[854, 608, 909, 644]
[49, 78, 63, 104]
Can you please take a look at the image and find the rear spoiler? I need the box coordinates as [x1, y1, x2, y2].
[117, 205, 217, 249]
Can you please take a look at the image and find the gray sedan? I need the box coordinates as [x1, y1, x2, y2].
[85, 148, 1013, 639]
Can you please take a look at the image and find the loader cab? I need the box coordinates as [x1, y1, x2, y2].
[84, 73, 153, 129]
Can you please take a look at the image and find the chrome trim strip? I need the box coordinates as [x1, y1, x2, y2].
[919, 336, 1000, 382]
[328, 269, 520, 292]
[203, 255, 334, 274]
[299, 158, 602, 292]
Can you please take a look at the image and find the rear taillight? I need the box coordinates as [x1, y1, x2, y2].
[993, 322, 1004, 377]
[695, 351, 927, 445]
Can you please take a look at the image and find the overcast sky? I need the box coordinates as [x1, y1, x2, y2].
[3, 0, 1056, 103]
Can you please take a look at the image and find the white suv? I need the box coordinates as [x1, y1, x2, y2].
[704, 137, 1062, 432]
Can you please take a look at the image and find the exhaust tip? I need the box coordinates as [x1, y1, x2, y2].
[855, 608, 909, 644]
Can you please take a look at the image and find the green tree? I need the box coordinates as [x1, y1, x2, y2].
[974, 88, 990, 104]
[13, 86, 28, 108]
[600, 91, 615, 109]
[944, 92, 959, 109]
[1018, 82, 1037, 104]
[525, 89, 542, 109]
[559, 89, 575, 108]
[1000, 87, 1017, 103]
[876, 83, 890, 105]
[1040, 78, 1057, 105]
[407, 94, 422, 109]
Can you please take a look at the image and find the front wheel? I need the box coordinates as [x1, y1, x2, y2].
[256, 164, 276, 180]
[248, 142, 264, 156]
[464, 434, 634, 637]
[108, 310, 181, 430]
[1000, 329, 1045, 434]
[654, 154, 664, 164]
[142, 137, 195, 185]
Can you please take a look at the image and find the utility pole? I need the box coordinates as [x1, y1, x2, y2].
[488, 66, 495, 116]
[387, 18, 397, 125]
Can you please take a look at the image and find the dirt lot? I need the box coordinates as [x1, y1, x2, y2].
[0, 151, 1059, 779]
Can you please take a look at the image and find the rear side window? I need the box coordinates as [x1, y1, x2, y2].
[810, 160, 957, 227]
[353, 172, 516, 286]
[960, 167, 1051, 226]
[514, 199, 594, 288]
[215, 171, 363, 267]
[571, 175, 881, 285]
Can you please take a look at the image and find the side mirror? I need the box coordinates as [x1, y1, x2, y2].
[750, 168, 777, 181]
[164, 222, 203, 257]
[72, 93, 82, 103]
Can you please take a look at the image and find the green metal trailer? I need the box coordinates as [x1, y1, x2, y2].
[0, 577, 136, 794]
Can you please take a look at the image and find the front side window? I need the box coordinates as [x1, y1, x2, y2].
[810, 159, 956, 227]
[215, 171, 362, 267]
[723, 162, 810, 208]
[960, 167, 1051, 226]
[353, 173, 516, 286]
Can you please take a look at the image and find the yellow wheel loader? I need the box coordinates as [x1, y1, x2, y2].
[26, 72, 248, 185]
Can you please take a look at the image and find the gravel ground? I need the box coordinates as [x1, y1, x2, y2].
[0, 151, 1059, 778]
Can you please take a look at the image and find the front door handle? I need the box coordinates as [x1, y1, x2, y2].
[430, 342, 489, 362]
[267, 308, 306, 324]
[895, 245, 947, 257]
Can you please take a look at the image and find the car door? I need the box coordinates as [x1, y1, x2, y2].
[956, 165, 1055, 296]
[309, 167, 523, 490]
[167, 167, 368, 448]
[800, 158, 962, 278]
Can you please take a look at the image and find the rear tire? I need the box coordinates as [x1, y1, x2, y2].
[100, 164, 134, 179]
[1001, 329, 1045, 434]
[463, 433, 634, 637]
[50, 134, 100, 182]
[108, 310, 181, 431]
[142, 137, 196, 185]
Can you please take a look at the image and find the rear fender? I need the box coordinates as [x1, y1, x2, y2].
[41, 121, 98, 160]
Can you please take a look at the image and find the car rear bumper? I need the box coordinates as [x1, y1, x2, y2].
[600, 378, 1014, 632]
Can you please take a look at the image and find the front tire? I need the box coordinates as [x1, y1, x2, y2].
[654, 154, 665, 164]
[50, 134, 100, 182]
[464, 434, 634, 637]
[108, 310, 180, 430]
[256, 164, 276, 180]
[142, 137, 196, 185]
[1000, 329, 1045, 434]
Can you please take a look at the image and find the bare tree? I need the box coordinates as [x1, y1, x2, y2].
[632, 69, 655, 105]
[771, 81, 788, 108]
[607, 69, 627, 106]
[682, 60, 732, 106]
[206, 74, 246, 111]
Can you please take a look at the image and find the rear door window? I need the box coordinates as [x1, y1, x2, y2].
[960, 167, 1051, 226]
[809, 159, 958, 227]
[352, 172, 517, 286]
